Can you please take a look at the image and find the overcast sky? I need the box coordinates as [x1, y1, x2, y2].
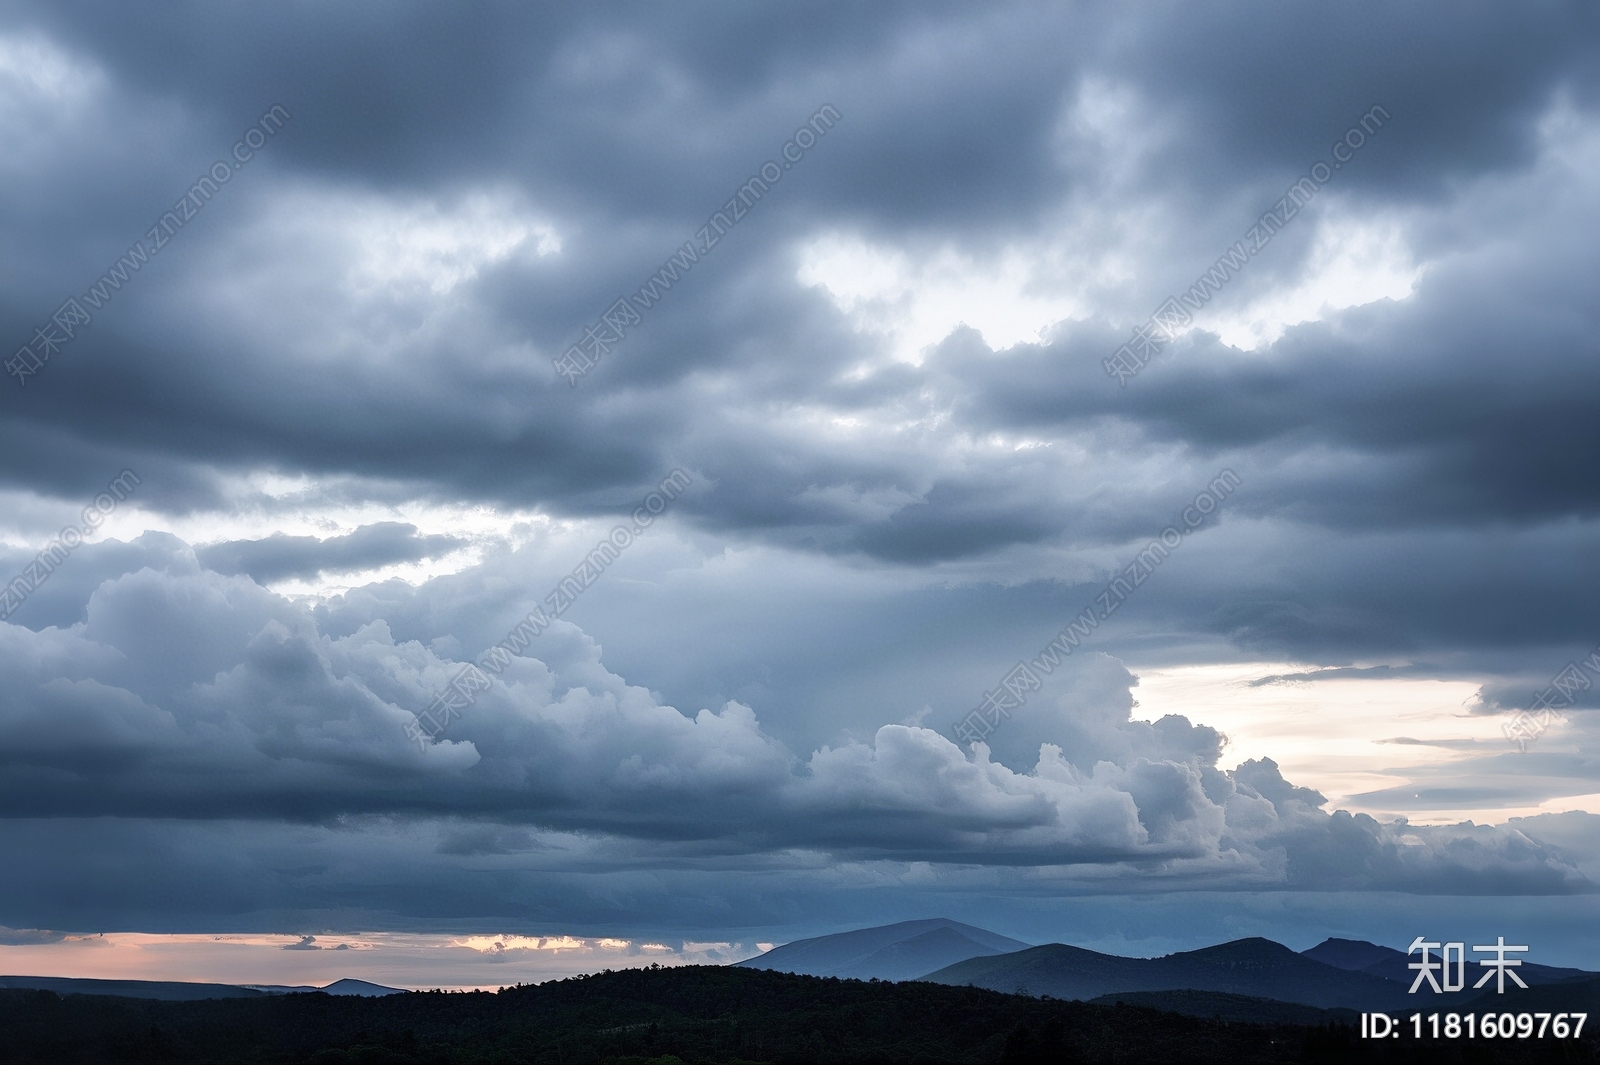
[4, 2, 1600, 984]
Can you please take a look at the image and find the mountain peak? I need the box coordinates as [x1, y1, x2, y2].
[1301, 938, 1403, 971]
[736, 918, 1029, 981]
[319, 978, 405, 996]
[1175, 937, 1301, 962]
[924, 935, 1414, 1010]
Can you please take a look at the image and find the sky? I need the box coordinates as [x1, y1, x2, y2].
[4, 1, 1600, 987]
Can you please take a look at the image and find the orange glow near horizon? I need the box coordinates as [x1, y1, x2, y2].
[0, 932, 760, 992]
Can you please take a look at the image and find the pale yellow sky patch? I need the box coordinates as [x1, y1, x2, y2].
[1131, 662, 1511, 823]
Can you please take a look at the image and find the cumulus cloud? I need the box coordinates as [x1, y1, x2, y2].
[0, 535, 1586, 901]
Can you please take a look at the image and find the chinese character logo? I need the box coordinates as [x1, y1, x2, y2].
[1407, 936, 1529, 993]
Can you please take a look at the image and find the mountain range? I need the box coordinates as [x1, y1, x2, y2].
[923, 936, 1418, 1011]
[1302, 936, 1593, 987]
[12, 922, 1596, 1015]
[738, 920, 1597, 1014]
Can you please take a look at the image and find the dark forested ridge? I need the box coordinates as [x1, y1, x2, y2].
[0, 964, 1596, 1064]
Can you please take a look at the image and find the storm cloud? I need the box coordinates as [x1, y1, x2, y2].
[2, 2, 1599, 949]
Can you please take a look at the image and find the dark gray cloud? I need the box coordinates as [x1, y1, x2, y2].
[2, 1, 1600, 941]
[2, 1, 1596, 542]
[0, 925, 68, 945]
[196, 523, 466, 584]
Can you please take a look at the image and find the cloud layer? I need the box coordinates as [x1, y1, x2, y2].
[0, 536, 1588, 912]
[2, 2, 1600, 942]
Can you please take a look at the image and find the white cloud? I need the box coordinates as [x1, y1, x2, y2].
[1205, 213, 1423, 350]
[0, 31, 106, 166]
[798, 232, 1086, 364]
[333, 188, 561, 297]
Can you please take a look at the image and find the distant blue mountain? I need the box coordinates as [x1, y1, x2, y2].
[1299, 937, 1396, 972]
[923, 937, 1416, 1011]
[735, 918, 1029, 981]
[0, 976, 265, 1001]
[245, 978, 406, 996]
[320, 978, 406, 996]
[926, 935, 1600, 1012]
[1302, 937, 1593, 988]
[2, 975, 405, 1000]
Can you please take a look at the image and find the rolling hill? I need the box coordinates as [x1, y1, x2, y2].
[0, 975, 404, 1000]
[734, 917, 1029, 981]
[922, 936, 1417, 1011]
[0, 976, 265, 1001]
[1302, 936, 1594, 988]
